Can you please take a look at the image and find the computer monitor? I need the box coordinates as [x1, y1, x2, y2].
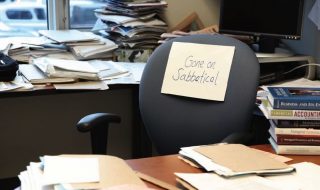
[219, 0, 305, 53]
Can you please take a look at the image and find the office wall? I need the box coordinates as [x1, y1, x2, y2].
[164, 0, 220, 29]
[282, 0, 320, 78]
[164, 0, 320, 78]
[284, 0, 320, 61]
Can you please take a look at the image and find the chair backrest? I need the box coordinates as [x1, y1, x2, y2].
[139, 34, 260, 155]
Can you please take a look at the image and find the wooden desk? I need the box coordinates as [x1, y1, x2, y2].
[126, 144, 320, 189]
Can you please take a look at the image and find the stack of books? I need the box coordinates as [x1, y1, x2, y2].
[259, 86, 320, 155]
[92, 0, 168, 62]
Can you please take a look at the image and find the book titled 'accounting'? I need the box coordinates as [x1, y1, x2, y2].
[267, 87, 320, 110]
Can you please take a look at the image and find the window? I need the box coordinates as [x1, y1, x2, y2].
[34, 7, 46, 20]
[69, 0, 102, 29]
[6, 10, 33, 20]
[0, 0, 101, 38]
[0, 0, 47, 37]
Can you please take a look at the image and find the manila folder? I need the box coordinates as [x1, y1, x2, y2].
[195, 144, 290, 173]
[63, 155, 146, 189]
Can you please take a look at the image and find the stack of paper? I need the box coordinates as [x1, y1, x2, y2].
[18, 156, 100, 190]
[38, 30, 118, 60]
[179, 144, 294, 177]
[92, 0, 168, 61]
[176, 162, 320, 190]
[19, 64, 77, 84]
[17, 155, 147, 190]
[0, 36, 67, 63]
[31, 57, 129, 81]
[175, 173, 291, 190]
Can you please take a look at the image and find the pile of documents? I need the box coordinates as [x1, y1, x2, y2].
[0, 30, 118, 62]
[31, 57, 129, 81]
[176, 162, 320, 190]
[93, 0, 168, 62]
[17, 155, 147, 190]
[38, 30, 118, 60]
[17, 57, 146, 90]
[0, 36, 67, 63]
[179, 144, 294, 177]
[176, 144, 320, 190]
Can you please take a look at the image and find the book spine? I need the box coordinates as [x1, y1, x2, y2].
[270, 109, 320, 120]
[272, 99, 320, 110]
[269, 137, 320, 155]
[274, 119, 320, 129]
[276, 134, 320, 145]
[274, 127, 320, 135]
[275, 144, 320, 155]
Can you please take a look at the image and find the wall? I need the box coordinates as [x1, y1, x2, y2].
[164, 0, 320, 78]
[164, 0, 220, 29]
[284, 0, 320, 61]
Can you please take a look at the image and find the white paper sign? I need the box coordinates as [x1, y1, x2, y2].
[161, 42, 235, 101]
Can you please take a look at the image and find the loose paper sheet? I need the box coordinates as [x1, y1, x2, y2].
[161, 42, 235, 101]
[175, 173, 287, 190]
[42, 156, 100, 185]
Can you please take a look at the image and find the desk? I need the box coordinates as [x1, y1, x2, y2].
[126, 144, 320, 189]
[0, 84, 151, 178]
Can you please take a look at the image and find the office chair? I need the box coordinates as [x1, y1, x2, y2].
[77, 34, 260, 155]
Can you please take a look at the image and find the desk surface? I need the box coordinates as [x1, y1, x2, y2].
[126, 144, 320, 189]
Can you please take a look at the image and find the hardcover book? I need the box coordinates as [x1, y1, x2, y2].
[269, 137, 320, 155]
[268, 125, 320, 146]
[269, 121, 320, 136]
[259, 101, 320, 120]
[267, 87, 320, 110]
[273, 119, 320, 129]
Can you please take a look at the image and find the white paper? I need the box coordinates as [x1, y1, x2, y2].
[42, 58, 99, 73]
[116, 62, 146, 82]
[42, 156, 100, 185]
[266, 162, 320, 190]
[161, 42, 235, 101]
[38, 30, 98, 43]
[54, 81, 109, 90]
[176, 173, 289, 190]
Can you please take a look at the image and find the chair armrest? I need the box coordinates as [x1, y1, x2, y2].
[77, 113, 121, 132]
[221, 132, 254, 145]
[76, 113, 121, 154]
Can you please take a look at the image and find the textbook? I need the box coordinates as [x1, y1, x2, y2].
[269, 121, 320, 136]
[259, 102, 320, 120]
[267, 86, 320, 110]
[269, 124, 320, 146]
[273, 119, 320, 129]
[269, 137, 320, 155]
[269, 132, 320, 146]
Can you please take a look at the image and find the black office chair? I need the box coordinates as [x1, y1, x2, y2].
[77, 34, 260, 155]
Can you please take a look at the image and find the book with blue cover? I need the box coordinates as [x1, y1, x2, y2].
[267, 87, 320, 110]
